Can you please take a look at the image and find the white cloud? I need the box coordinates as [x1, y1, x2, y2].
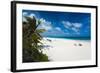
[22, 12, 28, 22]
[23, 12, 28, 16]
[62, 21, 82, 33]
[62, 21, 72, 28]
[23, 12, 36, 18]
[40, 18, 46, 23]
[37, 18, 52, 30]
[38, 19, 67, 35]
[23, 12, 36, 22]
[55, 27, 62, 31]
[42, 24, 52, 30]
[71, 27, 78, 32]
[73, 23, 82, 28]
[28, 13, 36, 19]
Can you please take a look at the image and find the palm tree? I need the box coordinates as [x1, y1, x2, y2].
[23, 16, 49, 62]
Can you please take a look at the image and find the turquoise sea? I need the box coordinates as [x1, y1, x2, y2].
[44, 36, 91, 40]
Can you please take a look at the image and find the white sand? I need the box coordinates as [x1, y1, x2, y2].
[41, 37, 91, 62]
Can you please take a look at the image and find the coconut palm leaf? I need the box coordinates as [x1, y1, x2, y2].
[23, 16, 49, 62]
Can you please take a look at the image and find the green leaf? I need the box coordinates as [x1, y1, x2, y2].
[36, 29, 46, 33]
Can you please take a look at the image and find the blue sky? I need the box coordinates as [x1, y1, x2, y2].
[23, 10, 91, 37]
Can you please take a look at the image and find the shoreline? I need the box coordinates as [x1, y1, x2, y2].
[43, 36, 90, 40]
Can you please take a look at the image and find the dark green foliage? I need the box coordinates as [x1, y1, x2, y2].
[23, 16, 49, 62]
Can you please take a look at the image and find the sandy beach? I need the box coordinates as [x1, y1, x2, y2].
[41, 37, 91, 61]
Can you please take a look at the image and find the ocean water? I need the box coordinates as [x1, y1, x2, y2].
[44, 36, 91, 40]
